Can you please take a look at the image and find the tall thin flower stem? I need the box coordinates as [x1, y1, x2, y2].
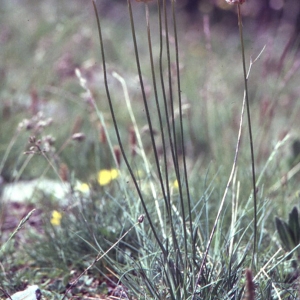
[145, 2, 171, 227]
[127, 0, 169, 218]
[92, 0, 166, 254]
[237, 3, 257, 271]
[144, 4, 182, 296]
[171, 0, 194, 295]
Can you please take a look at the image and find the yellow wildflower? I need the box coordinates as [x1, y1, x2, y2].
[75, 182, 90, 194]
[173, 179, 179, 189]
[50, 210, 62, 226]
[98, 168, 119, 186]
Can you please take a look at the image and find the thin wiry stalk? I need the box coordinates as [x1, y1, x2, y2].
[169, 0, 189, 271]
[145, 4, 184, 289]
[157, 4, 188, 295]
[160, 1, 191, 293]
[169, 0, 193, 295]
[131, 1, 190, 293]
[144, 5, 181, 296]
[162, 18, 186, 266]
[156, 0, 175, 244]
[125, 7, 182, 295]
[162, 0, 179, 177]
[158, 0, 177, 177]
[127, 0, 169, 224]
[144, 3, 171, 222]
[157, 0, 182, 265]
[161, 0, 188, 279]
[237, 4, 257, 270]
[92, 0, 165, 254]
[171, 0, 195, 275]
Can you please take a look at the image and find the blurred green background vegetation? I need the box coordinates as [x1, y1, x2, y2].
[1, 0, 300, 183]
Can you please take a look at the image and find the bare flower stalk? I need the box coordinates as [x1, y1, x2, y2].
[92, 0, 166, 255]
[236, 2, 258, 271]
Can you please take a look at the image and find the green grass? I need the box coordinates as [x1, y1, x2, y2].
[1, 0, 300, 299]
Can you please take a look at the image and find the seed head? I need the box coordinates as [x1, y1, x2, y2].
[72, 132, 86, 142]
[113, 146, 121, 167]
[138, 214, 145, 223]
[99, 124, 107, 144]
[29, 136, 36, 144]
[129, 126, 136, 157]
[59, 163, 69, 182]
[44, 135, 56, 146]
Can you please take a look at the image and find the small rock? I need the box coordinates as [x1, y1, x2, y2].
[6, 285, 41, 300]
[2, 179, 70, 204]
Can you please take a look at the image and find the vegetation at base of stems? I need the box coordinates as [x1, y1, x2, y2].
[89, 0, 300, 298]
[1, 0, 300, 299]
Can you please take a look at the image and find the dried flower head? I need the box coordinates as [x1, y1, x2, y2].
[113, 146, 121, 167]
[129, 126, 137, 157]
[72, 132, 86, 142]
[59, 163, 69, 182]
[138, 214, 145, 223]
[44, 135, 56, 146]
[99, 124, 107, 144]
[226, 0, 245, 4]
[18, 119, 33, 131]
[29, 136, 36, 144]
[18, 113, 52, 134]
